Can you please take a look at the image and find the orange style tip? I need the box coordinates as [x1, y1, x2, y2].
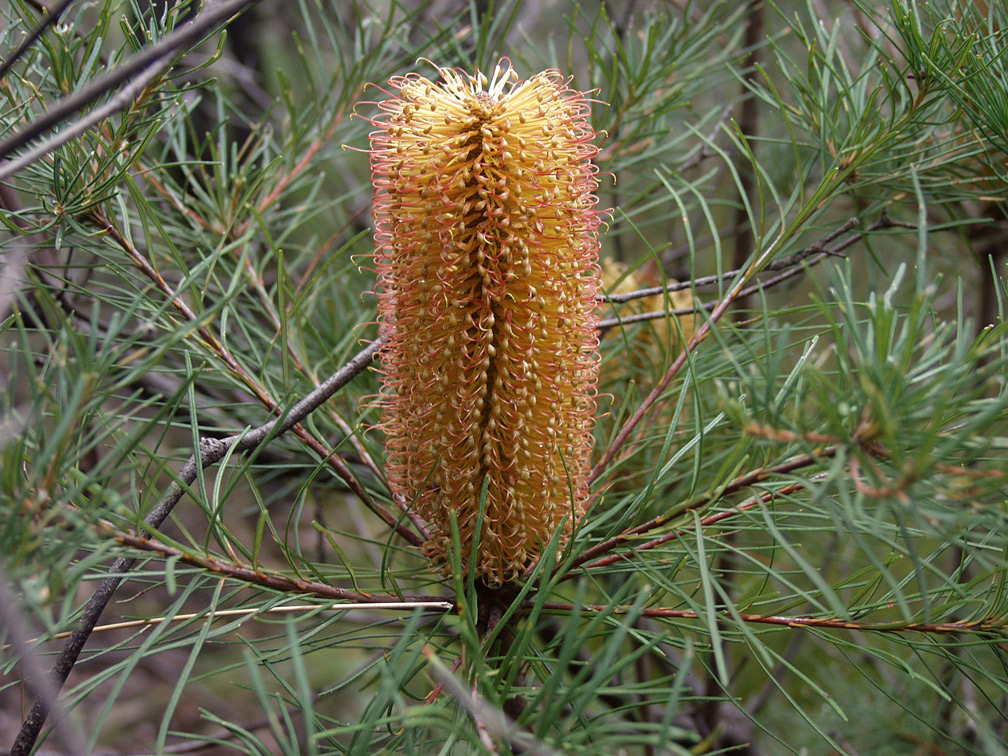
[414, 55, 438, 71]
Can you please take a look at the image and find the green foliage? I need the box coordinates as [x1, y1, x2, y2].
[1, 1, 1006, 754]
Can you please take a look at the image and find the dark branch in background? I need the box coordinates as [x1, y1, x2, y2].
[10, 339, 383, 756]
[0, 0, 265, 181]
[596, 215, 898, 329]
[730, 0, 764, 317]
[600, 216, 860, 304]
[674, 106, 733, 178]
[672, 14, 762, 690]
[0, 0, 77, 82]
[598, 0, 643, 265]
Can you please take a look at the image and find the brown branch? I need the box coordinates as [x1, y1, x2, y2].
[534, 602, 1007, 636]
[730, 0, 765, 316]
[107, 528, 442, 605]
[849, 455, 912, 501]
[424, 653, 465, 705]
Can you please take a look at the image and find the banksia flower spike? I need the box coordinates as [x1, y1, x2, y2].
[365, 61, 603, 585]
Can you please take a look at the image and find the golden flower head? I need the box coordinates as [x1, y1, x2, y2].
[364, 60, 603, 584]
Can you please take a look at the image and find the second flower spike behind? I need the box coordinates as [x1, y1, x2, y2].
[364, 60, 604, 585]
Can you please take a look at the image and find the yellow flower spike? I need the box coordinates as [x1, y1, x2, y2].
[364, 60, 604, 585]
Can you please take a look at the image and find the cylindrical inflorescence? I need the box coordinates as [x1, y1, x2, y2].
[365, 61, 602, 584]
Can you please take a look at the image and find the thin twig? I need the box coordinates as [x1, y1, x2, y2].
[424, 653, 466, 705]
[577, 480, 811, 574]
[598, 216, 860, 305]
[598, 215, 895, 327]
[2, 600, 453, 651]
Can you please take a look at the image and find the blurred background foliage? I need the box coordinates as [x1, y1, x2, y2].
[0, 0, 1007, 754]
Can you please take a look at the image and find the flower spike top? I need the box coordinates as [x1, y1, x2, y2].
[364, 60, 603, 585]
